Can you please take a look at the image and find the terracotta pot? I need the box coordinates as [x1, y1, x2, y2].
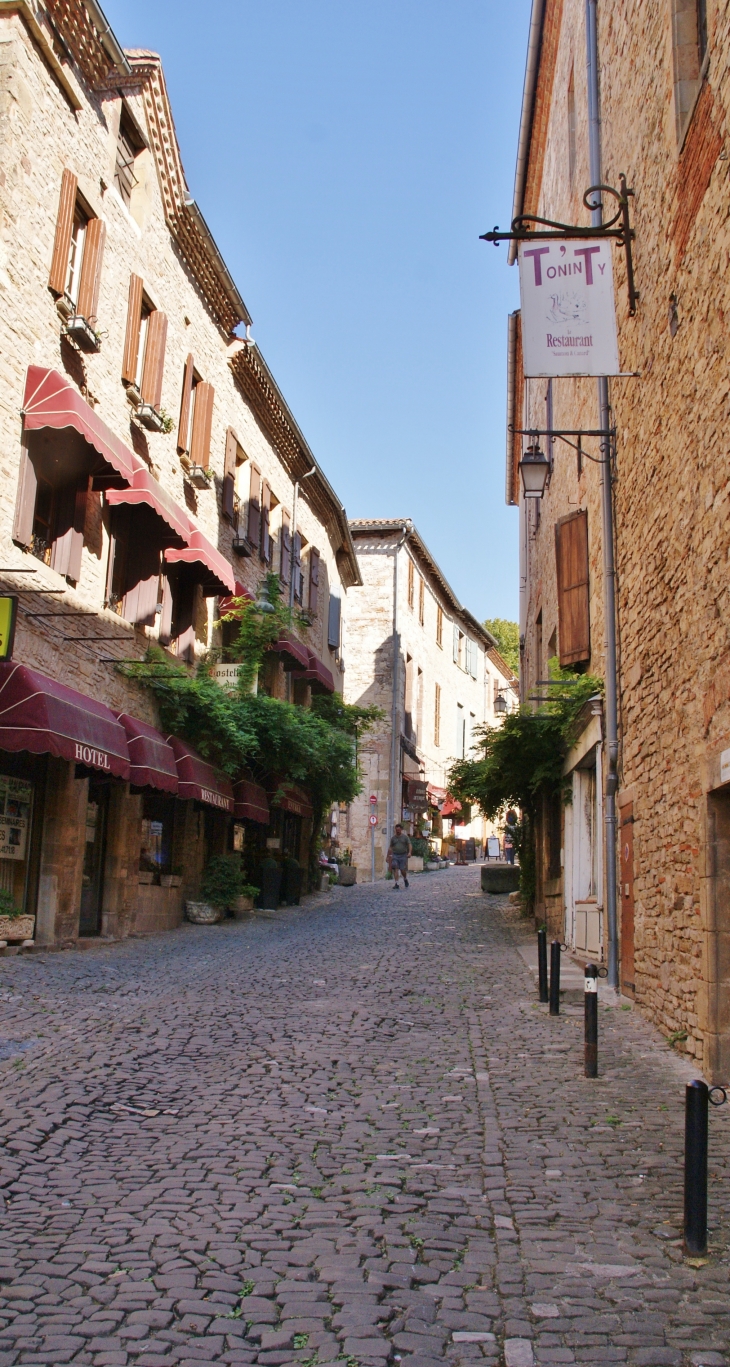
[185, 901, 221, 925]
[0, 913, 34, 941]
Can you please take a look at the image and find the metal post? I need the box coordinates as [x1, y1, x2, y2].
[584, 963, 598, 1076]
[586, 0, 619, 992]
[684, 1080, 709, 1256]
[549, 940, 561, 1016]
[538, 928, 548, 1002]
[371, 822, 375, 883]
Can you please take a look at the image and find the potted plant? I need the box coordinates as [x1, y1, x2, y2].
[230, 884, 258, 918]
[337, 847, 357, 886]
[189, 855, 248, 924]
[257, 857, 282, 910]
[281, 857, 304, 906]
[0, 889, 35, 942]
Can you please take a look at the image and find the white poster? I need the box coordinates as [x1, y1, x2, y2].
[0, 775, 32, 861]
[518, 238, 620, 377]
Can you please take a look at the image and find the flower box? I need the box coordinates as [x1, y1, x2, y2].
[160, 874, 183, 888]
[187, 465, 212, 489]
[65, 315, 101, 353]
[137, 403, 165, 432]
[0, 914, 35, 941]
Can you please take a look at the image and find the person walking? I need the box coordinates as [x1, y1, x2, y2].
[388, 824, 412, 889]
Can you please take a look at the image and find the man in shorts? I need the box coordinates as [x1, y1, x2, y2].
[388, 824, 412, 889]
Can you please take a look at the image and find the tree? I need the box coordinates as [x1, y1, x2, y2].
[484, 618, 519, 675]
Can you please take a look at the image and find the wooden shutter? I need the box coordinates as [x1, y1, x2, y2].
[48, 168, 77, 294]
[158, 569, 174, 645]
[327, 593, 341, 649]
[177, 354, 194, 453]
[453, 624, 459, 663]
[122, 274, 144, 383]
[222, 428, 238, 522]
[261, 480, 271, 562]
[309, 547, 320, 616]
[408, 557, 414, 607]
[76, 216, 106, 323]
[12, 445, 38, 549]
[247, 465, 261, 546]
[140, 310, 167, 409]
[293, 531, 303, 602]
[123, 530, 161, 628]
[189, 380, 214, 468]
[280, 509, 291, 584]
[555, 509, 590, 665]
[51, 474, 88, 582]
[418, 576, 424, 624]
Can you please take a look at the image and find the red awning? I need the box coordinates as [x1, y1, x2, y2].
[428, 784, 448, 803]
[441, 796, 462, 817]
[166, 736, 234, 812]
[0, 663, 130, 778]
[268, 630, 310, 671]
[107, 467, 191, 543]
[269, 780, 313, 819]
[292, 651, 335, 694]
[22, 367, 139, 484]
[218, 582, 253, 616]
[165, 529, 236, 595]
[233, 779, 270, 824]
[116, 714, 179, 793]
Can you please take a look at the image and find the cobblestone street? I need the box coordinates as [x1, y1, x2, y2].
[0, 867, 729, 1367]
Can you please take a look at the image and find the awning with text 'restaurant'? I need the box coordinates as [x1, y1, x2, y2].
[116, 714, 179, 793]
[22, 367, 138, 483]
[291, 651, 335, 694]
[166, 736, 234, 812]
[269, 780, 313, 820]
[233, 779, 270, 824]
[0, 662, 130, 778]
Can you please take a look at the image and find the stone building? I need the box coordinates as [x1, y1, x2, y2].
[341, 520, 517, 880]
[504, 0, 730, 1078]
[0, 0, 359, 945]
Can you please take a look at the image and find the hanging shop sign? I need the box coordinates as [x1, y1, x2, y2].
[518, 238, 620, 377]
[0, 597, 18, 661]
[407, 780, 429, 810]
[0, 775, 32, 860]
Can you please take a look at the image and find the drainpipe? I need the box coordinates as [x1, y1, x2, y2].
[387, 523, 412, 844]
[586, 0, 620, 993]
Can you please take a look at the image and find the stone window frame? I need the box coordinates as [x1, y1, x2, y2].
[671, 0, 710, 148]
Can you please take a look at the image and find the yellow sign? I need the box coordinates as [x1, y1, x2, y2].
[0, 597, 17, 660]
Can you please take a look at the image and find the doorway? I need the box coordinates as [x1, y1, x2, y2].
[79, 781, 109, 936]
[706, 789, 730, 1083]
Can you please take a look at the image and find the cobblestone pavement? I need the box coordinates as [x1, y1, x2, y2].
[0, 867, 729, 1367]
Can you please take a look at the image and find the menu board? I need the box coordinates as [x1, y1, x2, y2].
[0, 776, 32, 861]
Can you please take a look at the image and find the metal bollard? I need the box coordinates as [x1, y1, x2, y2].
[538, 928, 548, 1003]
[584, 964, 598, 1076]
[549, 939, 561, 1015]
[684, 1080, 709, 1256]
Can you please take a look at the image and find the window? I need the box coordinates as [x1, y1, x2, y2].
[328, 594, 341, 650]
[434, 683, 441, 747]
[222, 428, 245, 524]
[308, 547, 320, 615]
[567, 66, 577, 186]
[13, 446, 88, 585]
[466, 639, 478, 680]
[292, 532, 304, 603]
[672, 0, 709, 142]
[114, 107, 144, 210]
[177, 356, 214, 468]
[280, 509, 291, 584]
[247, 465, 261, 547]
[106, 504, 164, 627]
[436, 604, 443, 648]
[48, 169, 106, 330]
[407, 557, 414, 608]
[261, 481, 271, 563]
[418, 576, 424, 626]
[121, 276, 169, 416]
[454, 626, 464, 669]
[555, 510, 590, 665]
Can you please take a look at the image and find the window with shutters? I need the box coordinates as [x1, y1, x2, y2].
[177, 359, 214, 477]
[48, 170, 106, 351]
[105, 503, 164, 628]
[279, 509, 291, 584]
[418, 576, 424, 626]
[555, 509, 590, 666]
[328, 593, 341, 650]
[436, 604, 443, 648]
[114, 107, 144, 209]
[13, 433, 89, 586]
[247, 465, 261, 548]
[260, 481, 271, 562]
[308, 548, 320, 616]
[121, 279, 169, 430]
[222, 428, 242, 525]
[434, 683, 441, 747]
[292, 532, 304, 604]
[407, 557, 414, 609]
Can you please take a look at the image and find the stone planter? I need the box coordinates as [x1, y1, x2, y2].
[407, 855, 424, 873]
[426, 861, 440, 871]
[480, 862, 520, 894]
[0, 914, 34, 942]
[230, 895, 254, 918]
[337, 866, 357, 886]
[160, 874, 183, 888]
[185, 901, 221, 925]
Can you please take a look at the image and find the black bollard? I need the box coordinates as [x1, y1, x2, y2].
[584, 964, 598, 1077]
[549, 940, 561, 1016]
[538, 928, 548, 1003]
[684, 1080, 709, 1256]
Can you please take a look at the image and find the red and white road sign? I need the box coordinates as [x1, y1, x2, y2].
[370, 794, 378, 804]
[369, 813, 378, 826]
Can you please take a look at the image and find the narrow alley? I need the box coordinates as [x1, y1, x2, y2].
[0, 870, 728, 1367]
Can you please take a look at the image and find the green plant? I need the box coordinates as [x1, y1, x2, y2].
[200, 855, 247, 910]
[338, 848, 352, 866]
[0, 889, 22, 919]
[157, 408, 175, 434]
[667, 1029, 688, 1048]
[410, 837, 431, 860]
[483, 618, 520, 675]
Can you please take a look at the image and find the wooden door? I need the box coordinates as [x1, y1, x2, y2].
[620, 801, 635, 996]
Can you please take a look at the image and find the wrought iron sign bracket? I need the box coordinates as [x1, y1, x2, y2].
[510, 426, 616, 463]
[481, 175, 638, 316]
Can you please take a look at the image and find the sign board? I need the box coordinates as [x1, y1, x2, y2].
[487, 836, 501, 859]
[233, 823, 245, 852]
[212, 662, 244, 693]
[408, 780, 429, 810]
[0, 775, 31, 860]
[518, 238, 620, 376]
[370, 794, 378, 805]
[0, 597, 17, 660]
[369, 813, 378, 827]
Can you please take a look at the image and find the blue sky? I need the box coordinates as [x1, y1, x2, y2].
[103, 0, 531, 621]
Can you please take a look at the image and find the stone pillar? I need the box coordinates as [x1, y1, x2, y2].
[35, 758, 87, 945]
[100, 784, 141, 940]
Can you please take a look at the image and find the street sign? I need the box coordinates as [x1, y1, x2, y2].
[369, 813, 377, 827]
[370, 794, 377, 804]
[518, 238, 620, 377]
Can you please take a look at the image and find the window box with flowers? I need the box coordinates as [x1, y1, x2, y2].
[64, 313, 101, 353]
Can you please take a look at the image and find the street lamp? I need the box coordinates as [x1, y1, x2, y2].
[494, 691, 508, 715]
[255, 580, 276, 614]
[518, 442, 550, 499]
